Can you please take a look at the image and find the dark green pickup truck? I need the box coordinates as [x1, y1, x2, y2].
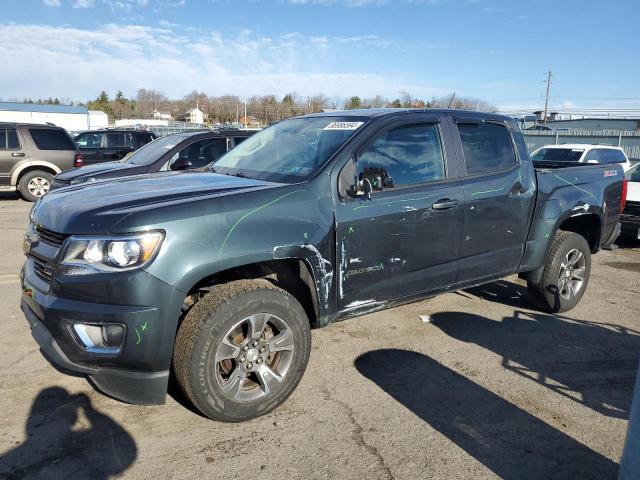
[21, 109, 625, 421]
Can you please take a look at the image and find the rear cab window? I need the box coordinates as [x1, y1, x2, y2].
[532, 148, 584, 163]
[0, 128, 20, 150]
[457, 122, 516, 175]
[30, 128, 76, 150]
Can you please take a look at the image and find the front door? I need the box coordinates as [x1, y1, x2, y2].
[334, 115, 464, 310]
[453, 119, 534, 282]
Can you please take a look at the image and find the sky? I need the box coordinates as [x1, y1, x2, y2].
[1, 0, 638, 113]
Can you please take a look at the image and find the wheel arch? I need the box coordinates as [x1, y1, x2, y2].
[183, 258, 322, 329]
[13, 162, 61, 186]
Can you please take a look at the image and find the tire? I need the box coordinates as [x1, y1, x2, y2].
[173, 279, 311, 422]
[527, 231, 591, 313]
[19, 170, 54, 202]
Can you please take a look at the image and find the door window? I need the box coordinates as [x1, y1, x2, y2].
[170, 138, 228, 169]
[357, 123, 445, 188]
[458, 122, 516, 175]
[106, 133, 126, 147]
[75, 132, 103, 148]
[0, 128, 20, 150]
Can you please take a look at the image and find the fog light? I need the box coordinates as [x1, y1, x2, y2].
[73, 323, 124, 354]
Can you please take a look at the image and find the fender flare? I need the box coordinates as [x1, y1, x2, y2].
[12, 161, 62, 185]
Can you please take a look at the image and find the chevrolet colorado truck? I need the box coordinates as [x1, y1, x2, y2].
[21, 109, 624, 422]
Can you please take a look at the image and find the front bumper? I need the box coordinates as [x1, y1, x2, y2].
[20, 261, 185, 405]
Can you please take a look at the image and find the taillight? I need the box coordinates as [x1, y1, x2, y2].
[621, 177, 628, 213]
[74, 153, 84, 168]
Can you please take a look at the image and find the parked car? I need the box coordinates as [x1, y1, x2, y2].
[531, 144, 632, 172]
[621, 162, 640, 240]
[0, 122, 82, 201]
[52, 129, 255, 189]
[73, 129, 156, 165]
[22, 109, 624, 422]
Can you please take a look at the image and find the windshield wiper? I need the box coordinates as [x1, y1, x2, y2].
[209, 167, 249, 178]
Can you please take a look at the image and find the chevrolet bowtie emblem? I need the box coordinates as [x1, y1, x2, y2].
[23, 231, 39, 255]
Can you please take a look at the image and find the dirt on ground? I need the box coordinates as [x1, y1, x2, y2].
[1, 192, 639, 479]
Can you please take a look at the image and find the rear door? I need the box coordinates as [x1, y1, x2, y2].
[0, 127, 25, 187]
[453, 118, 534, 282]
[334, 113, 464, 309]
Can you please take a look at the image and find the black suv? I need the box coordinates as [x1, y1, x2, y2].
[53, 129, 255, 188]
[73, 129, 156, 165]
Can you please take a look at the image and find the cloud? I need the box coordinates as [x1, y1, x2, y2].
[42, 0, 61, 6]
[0, 23, 446, 101]
[72, 0, 95, 7]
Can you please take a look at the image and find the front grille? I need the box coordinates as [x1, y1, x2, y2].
[35, 225, 67, 247]
[624, 201, 640, 217]
[33, 257, 54, 283]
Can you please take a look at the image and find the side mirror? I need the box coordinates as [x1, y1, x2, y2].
[170, 157, 192, 171]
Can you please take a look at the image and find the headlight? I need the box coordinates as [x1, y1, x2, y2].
[69, 177, 96, 185]
[59, 231, 164, 275]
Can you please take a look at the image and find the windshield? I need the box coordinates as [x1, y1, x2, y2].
[212, 117, 366, 183]
[531, 147, 584, 163]
[125, 135, 181, 166]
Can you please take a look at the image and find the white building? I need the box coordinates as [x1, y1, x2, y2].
[0, 102, 108, 132]
[185, 107, 204, 124]
[153, 109, 173, 121]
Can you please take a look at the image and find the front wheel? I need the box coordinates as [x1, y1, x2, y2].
[173, 279, 311, 422]
[527, 231, 591, 313]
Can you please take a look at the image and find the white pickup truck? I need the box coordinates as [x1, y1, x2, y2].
[621, 163, 640, 240]
[531, 144, 632, 172]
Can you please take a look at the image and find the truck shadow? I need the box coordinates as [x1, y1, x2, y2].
[433, 284, 640, 419]
[0, 386, 137, 480]
[355, 349, 618, 479]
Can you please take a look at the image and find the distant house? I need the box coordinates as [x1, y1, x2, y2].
[0, 102, 108, 132]
[184, 107, 204, 124]
[152, 109, 173, 121]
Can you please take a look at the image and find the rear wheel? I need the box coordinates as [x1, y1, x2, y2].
[527, 231, 591, 313]
[173, 279, 311, 422]
[19, 170, 53, 202]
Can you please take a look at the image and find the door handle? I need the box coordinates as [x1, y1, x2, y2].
[432, 199, 460, 210]
[11, 152, 25, 157]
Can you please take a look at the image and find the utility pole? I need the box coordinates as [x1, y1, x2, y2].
[243, 97, 247, 129]
[543, 70, 552, 126]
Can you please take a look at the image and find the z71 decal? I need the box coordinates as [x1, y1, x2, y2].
[603, 169, 618, 177]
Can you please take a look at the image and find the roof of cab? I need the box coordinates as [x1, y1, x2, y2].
[539, 144, 624, 150]
[303, 108, 512, 122]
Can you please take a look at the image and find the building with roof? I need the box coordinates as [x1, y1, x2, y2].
[0, 102, 108, 132]
[184, 107, 204, 124]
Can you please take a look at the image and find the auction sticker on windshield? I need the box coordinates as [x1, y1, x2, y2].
[323, 121, 364, 130]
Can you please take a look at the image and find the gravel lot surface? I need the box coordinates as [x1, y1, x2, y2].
[1, 192, 639, 479]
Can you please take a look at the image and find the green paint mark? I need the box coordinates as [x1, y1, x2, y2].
[135, 321, 149, 345]
[141, 321, 148, 332]
[470, 187, 505, 197]
[353, 194, 437, 211]
[553, 174, 598, 201]
[348, 226, 355, 234]
[544, 233, 550, 238]
[219, 190, 306, 256]
[303, 232, 309, 240]
[135, 328, 141, 345]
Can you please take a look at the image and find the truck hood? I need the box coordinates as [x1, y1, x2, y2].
[55, 161, 139, 182]
[33, 171, 279, 234]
